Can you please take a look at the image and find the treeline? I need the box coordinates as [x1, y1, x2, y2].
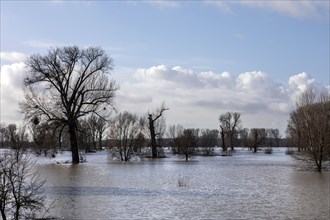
[0, 110, 284, 162]
[286, 89, 330, 172]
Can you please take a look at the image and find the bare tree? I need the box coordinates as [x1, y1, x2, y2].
[286, 89, 330, 171]
[20, 46, 118, 164]
[0, 150, 46, 220]
[176, 129, 198, 161]
[148, 103, 169, 158]
[245, 128, 267, 153]
[168, 124, 184, 154]
[200, 129, 219, 156]
[219, 112, 242, 151]
[95, 116, 108, 150]
[0, 123, 9, 148]
[108, 112, 146, 161]
[266, 128, 280, 147]
[31, 121, 58, 157]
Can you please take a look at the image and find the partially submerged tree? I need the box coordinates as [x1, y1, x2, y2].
[21, 46, 118, 164]
[148, 103, 169, 158]
[168, 124, 184, 154]
[266, 128, 280, 147]
[176, 129, 198, 161]
[200, 129, 219, 156]
[219, 112, 241, 152]
[108, 111, 146, 161]
[30, 121, 58, 156]
[286, 89, 330, 172]
[246, 128, 267, 153]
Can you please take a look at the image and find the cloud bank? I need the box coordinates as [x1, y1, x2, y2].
[116, 65, 328, 132]
[1, 52, 328, 134]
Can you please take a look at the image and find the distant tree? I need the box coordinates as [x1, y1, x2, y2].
[20, 46, 118, 164]
[0, 123, 9, 148]
[108, 112, 146, 161]
[168, 124, 184, 154]
[176, 129, 198, 161]
[77, 119, 94, 152]
[30, 122, 58, 156]
[266, 128, 280, 147]
[0, 150, 46, 220]
[286, 90, 330, 172]
[148, 103, 169, 158]
[239, 128, 249, 147]
[219, 112, 242, 151]
[200, 129, 219, 156]
[95, 116, 108, 150]
[5, 125, 29, 158]
[246, 128, 267, 153]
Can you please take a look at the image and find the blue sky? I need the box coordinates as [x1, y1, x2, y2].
[1, 1, 329, 134]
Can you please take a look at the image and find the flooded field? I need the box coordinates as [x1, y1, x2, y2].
[35, 148, 330, 219]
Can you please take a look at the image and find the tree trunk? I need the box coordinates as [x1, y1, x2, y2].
[148, 115, 157, 158]
[99, 132, 103, 150]
[68, 123, 80, 164]
[220, 129, 227, 152]
[1, 210, 7, 220]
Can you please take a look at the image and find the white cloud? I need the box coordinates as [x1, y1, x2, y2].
[0, 52, 27, 63]
[1, 59, 328, 134]
[288, 72, 326, 100]
[0, 62, 26, 125]
[116, 65, 328, 133]
[206, 0, 329, 20]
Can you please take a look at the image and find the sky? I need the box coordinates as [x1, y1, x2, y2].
[1, 0, 329, 135]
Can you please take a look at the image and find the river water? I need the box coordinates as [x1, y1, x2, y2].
[35, 148, 330, 220]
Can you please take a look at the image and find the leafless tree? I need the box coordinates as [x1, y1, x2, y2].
[29, 121, 60, 157]
[20, 46, 118, 164]
[0, 123, 9, 148]
[286, 89, 330, 171]
[148, 103, 169, 158]
[219, 112, 241, 151]
[266, 128, 280, 147]
[167, 124, 184, 154]
[176, 129, 198, 161]
[245, 128, 267, 153]
[0, 150, 46, 220]
[200, 129, 219, 156]
[95, 116, 108, 150]
[108, 111, 146, 161]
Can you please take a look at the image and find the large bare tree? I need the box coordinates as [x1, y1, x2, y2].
[219, 112, 241, 151]
[286, 89, 330, 171]
[20, 46, 118, 164]
[148, 103, 168, 158]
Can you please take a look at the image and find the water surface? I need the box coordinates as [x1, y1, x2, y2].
[35, 148, 330, 219]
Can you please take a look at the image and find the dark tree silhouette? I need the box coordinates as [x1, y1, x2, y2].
[286, 90, 330, 172]
[148, 103, 168, 158]
[21, 46, 118, 164]
[108, 111, 146, 161]
[176, 129, 198, 161]
[219, 112, 241, 151]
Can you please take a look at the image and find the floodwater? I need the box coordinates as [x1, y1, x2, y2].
[35, 148, 330, 220]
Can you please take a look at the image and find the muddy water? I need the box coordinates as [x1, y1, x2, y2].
[35, 148, 330, 219]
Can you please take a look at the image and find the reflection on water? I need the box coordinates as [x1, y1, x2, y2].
[35, 148, 330, 220]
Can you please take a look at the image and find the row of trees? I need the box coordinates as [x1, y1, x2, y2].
[286, 90, 330, 172]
